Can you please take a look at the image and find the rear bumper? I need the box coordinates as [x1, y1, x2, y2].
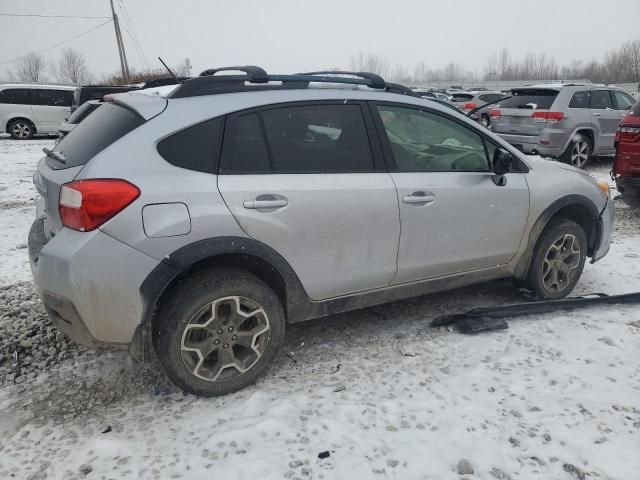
[614, 175, 640, 189]
[592, 197, 615, 263]
[29, 220, 160, 346]
[494, 132, 567, 157]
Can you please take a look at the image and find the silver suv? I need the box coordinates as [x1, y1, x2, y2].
[28, 67, 614, 396]
[490, 84, 636, 168]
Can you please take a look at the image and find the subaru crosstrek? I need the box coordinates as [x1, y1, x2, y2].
[28, 67, 614, 396]
[490, 84, 636, 168]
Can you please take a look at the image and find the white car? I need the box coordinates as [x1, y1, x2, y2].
[0, 84, 76, 139]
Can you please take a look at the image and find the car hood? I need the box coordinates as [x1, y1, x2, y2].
[524, 155, 592, 178]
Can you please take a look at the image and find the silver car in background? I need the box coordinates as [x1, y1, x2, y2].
[490, 84, 636, 167]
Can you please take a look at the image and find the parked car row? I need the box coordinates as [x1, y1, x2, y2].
[0, 78, 182, 140]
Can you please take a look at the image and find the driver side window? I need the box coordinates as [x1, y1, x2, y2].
[377, 105, 490, 172]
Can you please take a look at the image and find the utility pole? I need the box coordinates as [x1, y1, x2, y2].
[109, 0, 130, 82]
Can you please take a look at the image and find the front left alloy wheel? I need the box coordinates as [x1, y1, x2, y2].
[524, 218, 587, 300]
[8, 119, 35, 140]
[154, 268, 285, 396]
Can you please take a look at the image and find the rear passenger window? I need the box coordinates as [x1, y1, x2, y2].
[158, 118, 223, 174]
[590, 91, 613, 109]
[220, 104, 375, 174]
[220, 113, 271, 173]
[0, 88, 31, 104]
[569, 91, 590, 108]
[262, 104, 374, 173]
[35, 89, 73, 107]
[612, 90, 635, 110]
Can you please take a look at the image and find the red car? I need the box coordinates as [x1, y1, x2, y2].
[613, 99, 640, 197]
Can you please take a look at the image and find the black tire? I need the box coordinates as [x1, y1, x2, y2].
[524, 219, 587, 300]
[8, 119, 35, 140]
[616, 181, 640, 206]
[153, 268, 285, 396]
[560, 133, 591, 168]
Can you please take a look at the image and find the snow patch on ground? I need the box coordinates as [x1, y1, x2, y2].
[0, 142, 639, 479]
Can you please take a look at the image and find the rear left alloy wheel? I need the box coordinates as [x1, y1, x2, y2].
[561, 133, 591, 168]
[154, 268, 285, 396]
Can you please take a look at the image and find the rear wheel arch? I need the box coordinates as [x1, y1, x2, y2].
[561, 128, 595, 156]
[140, 237, 308, 336]
[6, 116, 36, 133]
[514, 195, 600, 279]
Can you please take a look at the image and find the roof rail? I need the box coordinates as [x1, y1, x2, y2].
[170, 65, 419, 99]
[199, 65, 268, 83]
[297, 70, 386, 89]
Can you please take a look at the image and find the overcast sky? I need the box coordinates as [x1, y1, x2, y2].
[1, 0, 639, 81]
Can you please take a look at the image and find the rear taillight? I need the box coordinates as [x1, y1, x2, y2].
[59, 179, 140, 232]
[531, 111, 564, 123]
[616, 126, 640, 143]
[462, 102, 477, 111]
[490, 108, 501, 118]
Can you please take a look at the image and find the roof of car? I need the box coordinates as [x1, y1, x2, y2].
[0, 83, 76, 91]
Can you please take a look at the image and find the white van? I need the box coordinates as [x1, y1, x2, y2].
[0, 84, 76, 139]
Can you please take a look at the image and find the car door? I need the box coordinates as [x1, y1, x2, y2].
[0, 88, 34, 128]
[32, 89, 73, 133]
[589, 89, 619, 154]
[372, 103, 530, 284]
[217, 102, 400, 301]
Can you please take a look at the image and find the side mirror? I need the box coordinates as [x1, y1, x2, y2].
[493, 148, 514, 176]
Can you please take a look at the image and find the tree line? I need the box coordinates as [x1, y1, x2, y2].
[8, 39, 640, 86]
[8, 48, 189, 86]
[351, 39, 640, 84]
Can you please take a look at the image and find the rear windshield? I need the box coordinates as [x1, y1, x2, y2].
[450, 93, 474, 102]
[48, 103, 144, 170]
[65, 102, 101, 125]
[498, 89, 558, 109]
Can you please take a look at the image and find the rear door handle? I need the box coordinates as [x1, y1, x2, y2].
[403, 191, 435, 205]
[243, 198, 288, 209]
[592, 112, 601, 116]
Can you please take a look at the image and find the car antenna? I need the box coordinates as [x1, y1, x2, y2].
[158, 56, 177, 80]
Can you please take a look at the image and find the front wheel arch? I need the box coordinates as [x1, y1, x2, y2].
[514, 195, 601, 280]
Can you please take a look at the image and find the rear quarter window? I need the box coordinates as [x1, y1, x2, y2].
[157, 117, 223, 174]
[498, 89, 558, 109]
[49, 103, 144, 170]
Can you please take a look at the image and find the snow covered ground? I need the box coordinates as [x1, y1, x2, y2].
[0, 138, 639, 480]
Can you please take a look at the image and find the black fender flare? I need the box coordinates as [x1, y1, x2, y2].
[514, 194, 602, 279]
[139, 236, 308, 325]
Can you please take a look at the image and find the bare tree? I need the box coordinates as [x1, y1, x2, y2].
[349, 53, 391, 77]
[620, 40, 640, 83]
[13, 52, 46, 82]
[55, 48, 92, 84]
[389, 63, 411, 82]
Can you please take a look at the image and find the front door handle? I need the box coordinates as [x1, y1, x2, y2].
[243, 198, 288, 209]
[403, 191, 435, 205]
[592, 112, 601, 117]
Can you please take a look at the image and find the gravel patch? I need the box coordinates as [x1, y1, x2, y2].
[0, 282, 84, 386]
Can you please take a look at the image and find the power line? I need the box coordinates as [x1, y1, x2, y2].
[0, 13, 111, 19]
[0, 19, 112, 65]
[118, 0, 149, 70]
